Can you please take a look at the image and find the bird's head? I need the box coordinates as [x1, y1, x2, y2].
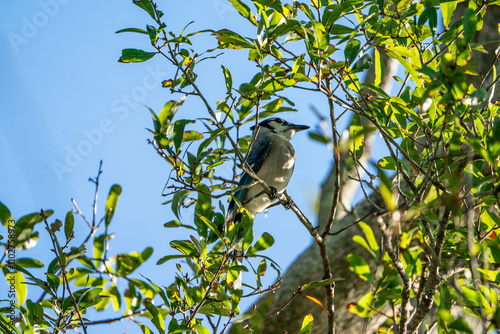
[251, 118, 310, 140]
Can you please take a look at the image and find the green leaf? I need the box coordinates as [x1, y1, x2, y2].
[12, 272, 27, 305]
[172, 119, 193, 153]
[115, 248, 153, 276]
[299, 314, 314, 334]
[116, 27, 148, 34]
[94, 234, 106, 267]
[46, 273, 60, 293]
[135, 321, 155, 334]
[104, 285, 121, 312]
[64, 211, 74, 241]
[313, 21, 329, 51]
[118, 48, 157, 63]
[352, 53, 372, 73]
[8, 264, 47, 292]
[349, 114, 364, 159]
[347, 254, 372, 282]
[331, 24, 353, 35]
[15, 258, 44, 268]
[163, 220, 196, 230]
[378, 156, 398, 170]
[221, 65, 233, 95]
[133, 0, 156, 20]
[386, 50, 422, 87]
[47, 257, 61, 275]
[67, 245, 87, 262]
[197, 214, 223, 240]
[170, 240, 197, 257]
[158, 96, 186, 131]
[359, 222, 380, 258]
[246, 232, 275, 256]
[299, 3, 315, 21]
[386, 45, 411, 58]
[183, 130, 203, 142]
[461, 285, 480, 307]
[228, 0, 258, 26]
[322, 5, 343, 30]
[26, 299, 47, 327]
[347, 291, 374, 317]
[0, 201, 13, 227]
[482, 211, 500, 230]
[147, 106, 161, 132]
[15, 210, 52, 249]
[146, 24, 159, 44]
[157, 254, 189, 265]
[302, 278, 343, 291]
[374, 48, 383, 86]
[194, 325, 211, 334]
[292, 54, 305, 74]
[213, 29, 254, 49]
[234, 310, 258, 324]
[463, 8, 477, 42]
[194, 184, 212, 238]
[486, 239, 500, 263]
[257, 259, 267, 277]
[448, 317, 473, 333]
[105, 184, 122, 227]
[171, 190, 191, 220]
[344, 39, 361, 64]
[440, 0, 457, 28]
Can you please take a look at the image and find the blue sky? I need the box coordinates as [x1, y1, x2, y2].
[0, 1, 343, 332]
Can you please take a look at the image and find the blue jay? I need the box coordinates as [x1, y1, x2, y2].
[226, 117, 309, 288]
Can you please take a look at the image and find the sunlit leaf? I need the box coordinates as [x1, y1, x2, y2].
[246, 232, 275, 256]
[105, 184, 122, 227]
[299, 314, 314, 334]
[0, 201, 13, 227]
[347, 254, 373, 282]
[221, 65, 233, 94]
[118, 49, 156, 63]
[440, 0, 457, 28]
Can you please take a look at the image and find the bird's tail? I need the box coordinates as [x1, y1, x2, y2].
[226, 205, 244, 290]
[232, 249, 243, 290]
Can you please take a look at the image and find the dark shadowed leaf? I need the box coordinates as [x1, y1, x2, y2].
[133, 0, 156, 20]
[64, 211, 74, 241]
[116, 27, 148, 34]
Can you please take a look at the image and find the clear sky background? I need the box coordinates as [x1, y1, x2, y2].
[1, 1, 348, 332]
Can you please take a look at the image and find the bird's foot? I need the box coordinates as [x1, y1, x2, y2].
[283, 196, 294, 210]
[267, 186, 278, 200]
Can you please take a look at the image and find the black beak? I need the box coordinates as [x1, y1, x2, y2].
[290, 123, 310, 132]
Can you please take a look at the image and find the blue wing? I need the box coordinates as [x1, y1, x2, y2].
[227, 135, 272, 217]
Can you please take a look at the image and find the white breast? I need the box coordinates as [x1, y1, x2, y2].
[242, 133, 295, 216]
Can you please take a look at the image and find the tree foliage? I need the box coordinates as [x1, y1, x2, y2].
[2, 0, 500, 333]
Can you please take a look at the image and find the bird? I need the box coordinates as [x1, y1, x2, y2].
[226, 117, 309, 289]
